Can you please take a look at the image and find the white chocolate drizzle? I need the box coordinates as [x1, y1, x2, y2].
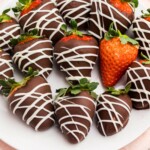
[0, 52, 14, 79]
[54, 45, 98, 81]
[56, 0, 91, 28]
[9, 83, 55, 131]
[19, 0, 64, 43]
[126, 61, 150, 107]
[88, 0, 134, 40]
[0, 24, 20, 52]
[12, 40, 53, 79]
[54, 95, 96, 143]
[133, 18, 150, 58]
[96, 94, 131, 136]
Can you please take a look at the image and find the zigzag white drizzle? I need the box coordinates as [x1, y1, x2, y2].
[57, 0, 91, 28]
[0, 52, 14, 79]
[133, 18, 150, 58]
[12, 40, 53, 79]
[19, 0, 64, 43]
[89, 0, 133, 39]
[0, 24, 20, 52]
[126, 61, 150, 107]
[54, 45, 98, 81]
[54, 95, 96, 143]
[9, 83, 55, 131]
[96, 94, 131, 136]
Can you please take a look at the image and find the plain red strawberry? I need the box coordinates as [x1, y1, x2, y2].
[100, 23, 139, 87]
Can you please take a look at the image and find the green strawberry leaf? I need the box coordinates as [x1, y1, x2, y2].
[111, 91, 122, 96]
[106, 85, 131, 96]
[0, 18, 3, 23]
[2, 9, 11, 14]
[120, 35, 139, 45]
[61, 20, 83, 37]
[140, 52, 150, 65]
[12, 0, 32, 16]
[142, 8, 150, 18]
[55, 88, 68, 99]
[121, 0, 138, 8]
[76, 31, 83, 37]
[61, 24, 67, 32]
[0, 13, 12, 23]
[56, 78, 99, 99]
[91, 91, 98, 99]
[0, 67, 38, 97]
[105, 23, 139, 45]
[10, 29, 42, 46]
[125, 83, 131, 93]
[80, 78, 89, 86]
[26, 67, 38, 77]
[70, 19, 77, 30]
[71, 89, 81, 95]
[129, 0, 138, 8]
[88, 82, 99, 91]
[0, 80, 9, 87]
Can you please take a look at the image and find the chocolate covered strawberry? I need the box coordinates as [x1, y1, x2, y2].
[56, 0, 91, 29]
[100, 23, 139, 87]
[126, 53, 150, 110]
[88, 0, 138, 40]
[0, 49, 14, 81]
[54, 78, 98, 144]
[0, 9, 20, 53]
[133, 9, 150, 58]
[54, 20, 99, 83]
[10, 29, 53, 79]
[96, 85, 132, 136]
[13, 0, 65, 45]
[0, 68, 55, 131]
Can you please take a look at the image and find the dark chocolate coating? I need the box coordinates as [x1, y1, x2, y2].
[88, 0, 134, 40]
[96, 93, 132, 136]
[8, 76, 55, 131]
[0, 51, 14, 80]
[54, 91, 96, 144]
[56, 0, 91, 30]
[0, 18, 20, 53]
[133, 17, 150, 58]
[19, 0, 64, 45]
[12, 38, 53, 79]
[126, 61, 150, 109]
[54, 36, 98, 82]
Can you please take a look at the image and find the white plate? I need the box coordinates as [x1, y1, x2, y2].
[0, 0, 150, 150]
